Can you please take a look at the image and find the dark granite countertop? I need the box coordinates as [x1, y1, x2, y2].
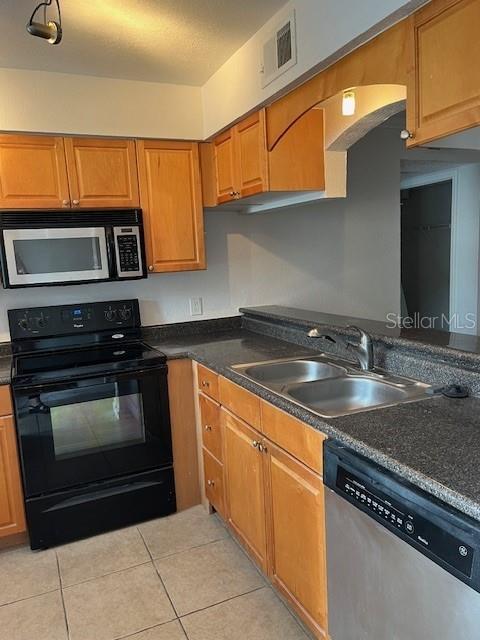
[145, 326, 480, 523]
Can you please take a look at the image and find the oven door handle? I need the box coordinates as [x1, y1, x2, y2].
[12, 365, 167, 394]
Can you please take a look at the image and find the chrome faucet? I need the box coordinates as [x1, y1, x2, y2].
[346, 326, 374, 371]
[307, 325, 374, 371]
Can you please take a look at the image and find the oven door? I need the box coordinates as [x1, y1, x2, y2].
[14, 367, 172, 496]
[2, 227, 110, 286]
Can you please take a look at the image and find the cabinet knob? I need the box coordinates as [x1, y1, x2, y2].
[400, 129, 414, 140]
[252, 440, 259, 449]
[207, 479, 215, 487]
[72, 199, 80, 205]
[229, 191, 235, 197]
[201, 380, 210, 389]
[204, 425, 212, 432]
[148, 265, 154, 272]
[234, 191, 241, 199]
[259, 442, 267, 454]
[62, 199, 70, 206]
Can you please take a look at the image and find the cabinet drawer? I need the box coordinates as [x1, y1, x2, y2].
[203, 447, 225, 518]
[197, 364, 219, 401]
[199, 394, 223, 462]
[261, 401, 325, 475]
[219, 377, 261, 429]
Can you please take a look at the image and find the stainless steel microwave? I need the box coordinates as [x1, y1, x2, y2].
[0, 209, 147, 288]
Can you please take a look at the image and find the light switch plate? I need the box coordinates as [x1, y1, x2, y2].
[189, 297, 203, 316]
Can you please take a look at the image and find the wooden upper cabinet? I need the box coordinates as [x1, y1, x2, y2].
[266, 442, 328, 638]
[222, 409, 268, 570]
[0, 135, 70, 209]
[136, 140, 205, 273]
[213, 129, 237, 204]
[210, 109, 269, 205]
[201, 107, 325, 206]
[64, 137, 139, 208]
[236, 110, 268, 199]
[407, 0, 480, 146]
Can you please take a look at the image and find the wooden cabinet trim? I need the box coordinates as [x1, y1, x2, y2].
[168, 359, 201, 511]
[0, 386, 12, 417]
[0, 415, 27, 538]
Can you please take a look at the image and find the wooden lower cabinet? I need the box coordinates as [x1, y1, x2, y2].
[203, 447, 225, 518]
[0, 414, 26, 538]
[222, 409, 268, 571]
[266, 442, 328, 638]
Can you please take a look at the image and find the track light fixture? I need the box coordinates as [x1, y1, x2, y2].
[27, 0, 62, 45]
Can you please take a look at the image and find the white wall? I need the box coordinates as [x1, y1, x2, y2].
[202, 0, 427, 136]
[0, 68, 203, 139]
[0, 124, 402, 341]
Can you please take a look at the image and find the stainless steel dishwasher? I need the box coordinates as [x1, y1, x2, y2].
[324, 440, 480, 640]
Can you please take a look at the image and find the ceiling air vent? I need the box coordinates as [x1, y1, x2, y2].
[261, 11, 297, 89]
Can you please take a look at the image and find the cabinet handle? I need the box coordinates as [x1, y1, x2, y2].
[259, 442, 268, 454]
[201, 380, 210, 389]
[234, 191, 241, 198]
[400, 129, 415, 140]
[204, 425, 212, 432]
[207, 479, 215, 487]
[229, 191, 235, 197]
[148, 265, 154, 272]
[62, 199, 70, 206]
[252, 440, 259, 449]
[72, 199, 80, 205]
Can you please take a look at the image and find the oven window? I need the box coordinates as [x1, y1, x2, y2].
[51, 392, 146, 459]
[13, 237, 103, 275]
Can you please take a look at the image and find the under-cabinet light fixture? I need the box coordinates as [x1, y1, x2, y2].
[27, 0, 62, 45]
[342, 90, 356, 116]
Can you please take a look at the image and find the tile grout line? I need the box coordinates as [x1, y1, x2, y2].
[0, 586, 60, 610]
[148, 535, 230, 562]
[137, 526, 181, 619]
[115, 618, 183, 640]
[55, 551, 71, 640]
[178, 584, 267, 620]
[60, 559, 153, 590]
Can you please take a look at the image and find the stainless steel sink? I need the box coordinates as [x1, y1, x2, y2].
[241, 359, 347, 386]
[285, 376, 425, 417]
[231, 354, 432, 418]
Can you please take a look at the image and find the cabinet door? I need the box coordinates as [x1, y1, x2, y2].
[203, 447, 226, 518]
[64, 137, 139, 208]
[222, 409, 268, 570]
[213, 129, 237, 204]
[235, 110, 268, 198]
[136, 140, 205, 273]
[0, 134, 70, 209]
[0, 415, 26, 538]
[266, 442, 328, 639]
[407, 0, 480, 146]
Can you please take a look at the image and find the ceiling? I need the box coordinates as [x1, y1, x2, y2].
[1, 0, 288, 85]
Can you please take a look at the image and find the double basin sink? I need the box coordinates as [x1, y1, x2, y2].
[232, 355, 431, 418]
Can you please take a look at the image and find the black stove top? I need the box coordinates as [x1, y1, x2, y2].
[9, 299, 166, 387]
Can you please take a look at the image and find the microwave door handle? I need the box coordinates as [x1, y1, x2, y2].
[105, 227, 117, 278]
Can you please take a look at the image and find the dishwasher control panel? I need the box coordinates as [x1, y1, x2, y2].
[324, 440, 480, 593]
[336, 465, 474, 578]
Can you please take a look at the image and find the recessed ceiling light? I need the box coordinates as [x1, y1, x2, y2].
[26, 0, 62, 45]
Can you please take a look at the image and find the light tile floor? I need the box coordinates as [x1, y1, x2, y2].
[0, 506, 312, 640]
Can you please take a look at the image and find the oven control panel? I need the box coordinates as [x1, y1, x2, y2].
[9, 299, 140, 339]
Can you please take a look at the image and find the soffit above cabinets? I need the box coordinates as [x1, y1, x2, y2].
[0, 0, 287, 85]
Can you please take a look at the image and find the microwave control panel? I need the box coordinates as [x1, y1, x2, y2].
[9, 299, 141, 339]
[114, 226, 143, 277]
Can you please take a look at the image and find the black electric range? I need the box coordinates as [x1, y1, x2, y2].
[9, 299, 176, 549]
